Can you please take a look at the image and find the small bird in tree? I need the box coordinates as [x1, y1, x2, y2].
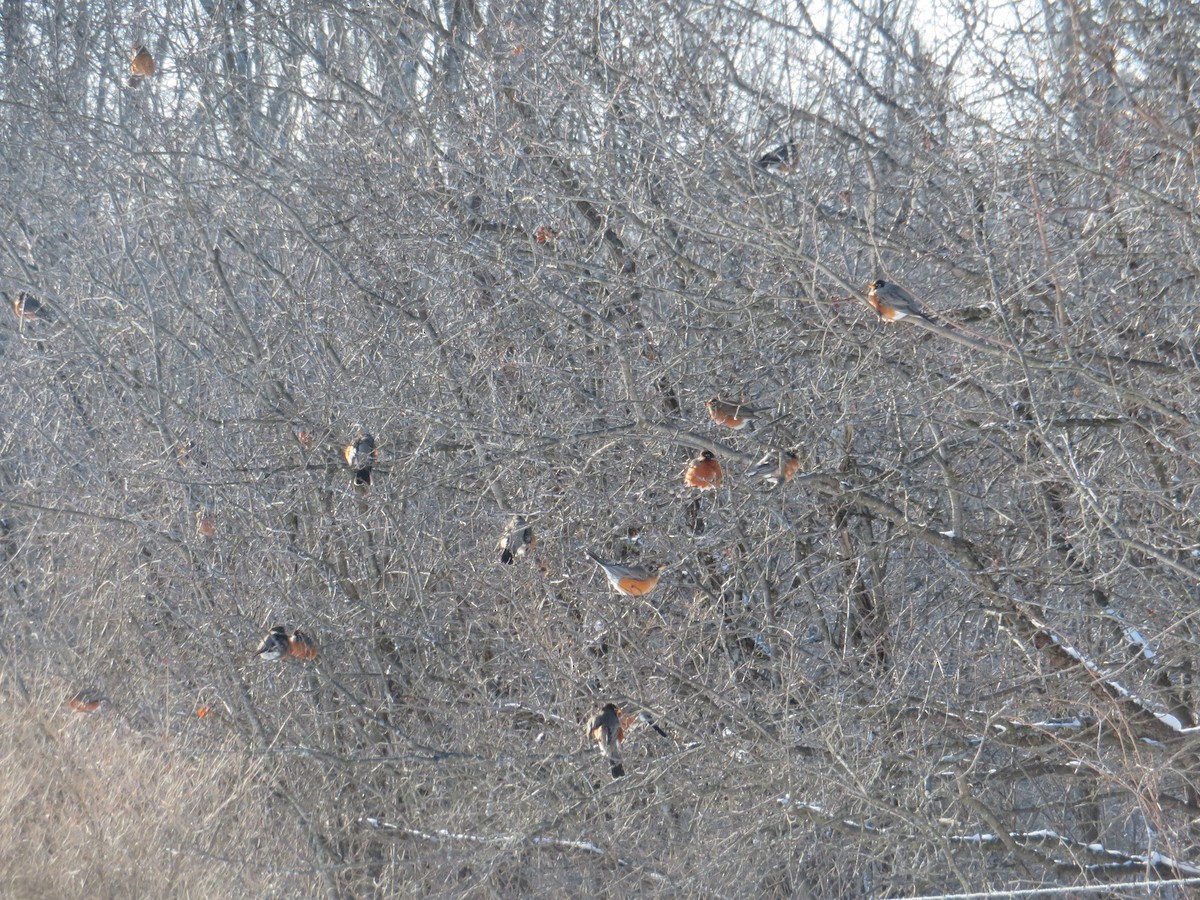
[684, 450, 723, 490]
[750, 451, 801, 488]
[497, 515, 535, 564]
[9, 291, 52, 322]
[587, 702, 626, 779]
[706, 396, 765, 431]
[65, 690, 105, 713]
[173, 439, 206, 469]
[585, 550, 665, 597]
[195, 510, 217, 538]
[129, 46, 156, 87]
[756, 140, 800, 174]
[343, 429, 379, 486]
[287, 629, 319, 661]
[621, 708, 670, 740]
[866, 279, 931, 323]
[253, 626, 290, 661]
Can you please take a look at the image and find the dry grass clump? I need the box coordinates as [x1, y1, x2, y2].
[0, 693, 315, 898]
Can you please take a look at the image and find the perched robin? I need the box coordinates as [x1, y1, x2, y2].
[254, 626, 290, 661]
[684, 450, 723, 490]
[706, 397, 765, 430]
[587, 702, 626, 779]
[129, 46, 156, 86]
[195, 510, 217, 538]
[170, 437, 207, 469]
[585, 550, 665, 597]
[756, 140, 800, 174]
[65, 690, 105, 713]
[288, 629, 319, 661]
[10, 291, 52, 322]
[497, 515, 535, 564]
[620, 709, 670, 739]
[865, 279, 930, 323]
[750, 451, 801, 488]
[343, 430, 379, 486]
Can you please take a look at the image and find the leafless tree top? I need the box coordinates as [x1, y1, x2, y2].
[4, 1, 1200, 896]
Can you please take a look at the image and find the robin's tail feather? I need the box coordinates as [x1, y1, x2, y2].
[610, 761, 626, 778]
[500, 548, 514, 565]
[354, 467, 372, 486]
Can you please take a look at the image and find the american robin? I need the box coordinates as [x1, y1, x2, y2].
[585, 550, 665, 597]
[865, 279, 930, 323]
[65, 690, 105, 713]
[497, 515, 535, 564]
[534, 225, 558, 244]
[10, 291, 52, 322]
[756, 140, 800, 174]
[129, 46, 156, 86]
[620, 709, 670, 739]
[750, 451, 801, 488]
[172, 438, 206, 469]
[254, 626, 290, 661]
[587, 702, 626, 779]
[288, 629, 319, 661]
[684, 450, 723, 490]
[195, 510, 217, 538]
[706, 397, 765, 430]
[343, 430, 379, 486]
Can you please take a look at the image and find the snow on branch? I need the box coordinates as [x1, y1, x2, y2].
[949, 828, 1200, 879]
[1007, 606, 1196, 742]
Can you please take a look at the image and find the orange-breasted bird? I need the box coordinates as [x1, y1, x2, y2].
[750, 451, 800, 488]
[620, 708, 670, 740]
[684, 450, 723, 490]
[10, 291, 52, 322]
[585, 550, 665, 597]
[65, 690, 105, 713]
[195, 510, 217, 538]
[587, 702, 626, 779]
[756, 140, 800, 174]
[288, 629, 319, 661]
[254, 626, 290, 661]
[497, 515, 535, 564]
[706, 397, 765, 431]
[866, 279, 930, 323]
[343, 430, 379, 486]
[129, 46, 156, 86]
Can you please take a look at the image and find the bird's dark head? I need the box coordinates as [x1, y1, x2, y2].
[870, 279, 887, 290]
[602, 702, 620, 714]
[699, 450, 715, 460]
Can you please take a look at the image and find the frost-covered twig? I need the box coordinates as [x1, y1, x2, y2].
[948, 827, 1200, 878]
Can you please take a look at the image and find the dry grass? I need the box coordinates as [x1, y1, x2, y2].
[0, 693, 315, 899]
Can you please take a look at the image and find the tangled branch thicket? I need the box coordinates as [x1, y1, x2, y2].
[4, 0, 1200, 896]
